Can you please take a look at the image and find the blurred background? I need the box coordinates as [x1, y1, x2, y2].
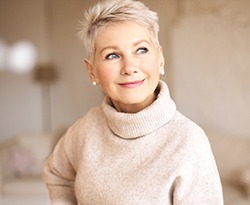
[0, 0, 249, 204]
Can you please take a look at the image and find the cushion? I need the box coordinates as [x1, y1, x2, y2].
[10, 145, 35, 177]
[9, 133, 54, 177]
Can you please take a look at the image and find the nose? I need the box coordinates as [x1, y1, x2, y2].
[120, 56, 138, 75]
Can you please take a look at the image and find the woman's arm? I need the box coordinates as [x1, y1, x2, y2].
[43, 135, 78, 205]
[173, 130, 224, 205]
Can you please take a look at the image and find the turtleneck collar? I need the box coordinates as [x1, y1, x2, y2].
[101, 80, 176, 139]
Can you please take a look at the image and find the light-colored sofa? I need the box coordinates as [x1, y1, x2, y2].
[0, 133, 58, 198]
[0, 131, 250, 204]
[207, 132, 250, 205]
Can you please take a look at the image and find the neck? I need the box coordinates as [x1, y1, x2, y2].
[111, 88, 159, 113]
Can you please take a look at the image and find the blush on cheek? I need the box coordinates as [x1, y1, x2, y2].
[97, 72, 111, 84]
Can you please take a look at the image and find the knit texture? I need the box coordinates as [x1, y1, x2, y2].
[43, 81, 223, 205]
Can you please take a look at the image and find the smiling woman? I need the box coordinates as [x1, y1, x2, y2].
[43, 0, 224, 204]
[85, 22, 164, 113]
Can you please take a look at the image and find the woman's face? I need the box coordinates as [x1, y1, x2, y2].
[85, 21, 165, 113]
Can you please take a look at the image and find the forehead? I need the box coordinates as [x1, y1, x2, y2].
[94, 21, 153, 50]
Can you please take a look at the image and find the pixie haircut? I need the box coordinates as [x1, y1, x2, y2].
[78, 0, 160, 61]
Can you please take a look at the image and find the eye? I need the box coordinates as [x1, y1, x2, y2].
[105, 53, 119, 60]
[136, 47, 148, 54]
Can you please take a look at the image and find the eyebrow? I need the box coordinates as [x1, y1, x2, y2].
[99, 45, 119, 55]
[133, 39, 150, 46]
[99, 39, 150, 54]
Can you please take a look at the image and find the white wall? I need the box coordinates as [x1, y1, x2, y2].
[0, 0, 48, 139]
[0, 0, 103, 139]
[169, 0, 250, 137]
[48, 0, 104, 131]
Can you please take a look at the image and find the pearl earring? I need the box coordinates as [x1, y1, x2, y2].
[92, 81, 97, 86]
[160, 70, 165, 75]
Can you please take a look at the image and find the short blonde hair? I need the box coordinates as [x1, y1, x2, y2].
[78, 0, 160, 61]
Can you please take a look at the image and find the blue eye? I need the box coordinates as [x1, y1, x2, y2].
[105, 53, 119, 60]
[137, 47, 148, 54]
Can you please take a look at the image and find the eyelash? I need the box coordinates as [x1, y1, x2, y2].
[137, 47, 148, 54]
[105, 47, 149, 60]
[105, 53, 119, 60]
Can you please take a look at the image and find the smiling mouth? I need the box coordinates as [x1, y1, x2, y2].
[118, 80, 144, 88]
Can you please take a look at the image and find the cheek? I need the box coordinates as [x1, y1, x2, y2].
[143, 58, 160, 75]
[95, 65, 116, 84]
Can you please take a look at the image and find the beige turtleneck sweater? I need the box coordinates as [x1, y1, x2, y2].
[43, 81, 223, 205]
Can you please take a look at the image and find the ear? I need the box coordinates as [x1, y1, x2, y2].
[84, 59, 99, 84]
[158, 46, 165, 74]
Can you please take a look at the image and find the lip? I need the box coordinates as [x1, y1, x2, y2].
[118, 79, 144, 88]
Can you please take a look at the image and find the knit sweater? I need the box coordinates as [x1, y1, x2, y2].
[43, 81, 223, 205]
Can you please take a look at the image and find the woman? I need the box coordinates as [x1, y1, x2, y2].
[43, 0, 223, 204]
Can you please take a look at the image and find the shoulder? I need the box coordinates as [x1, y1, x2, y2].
[173, 111, 207, 138]
[56, 106, 105, 166]
[170, 111, 212, 156]
[167, 112, 220, 179]
[62, 106, 105, 147]
[68, 106, 104, 134]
